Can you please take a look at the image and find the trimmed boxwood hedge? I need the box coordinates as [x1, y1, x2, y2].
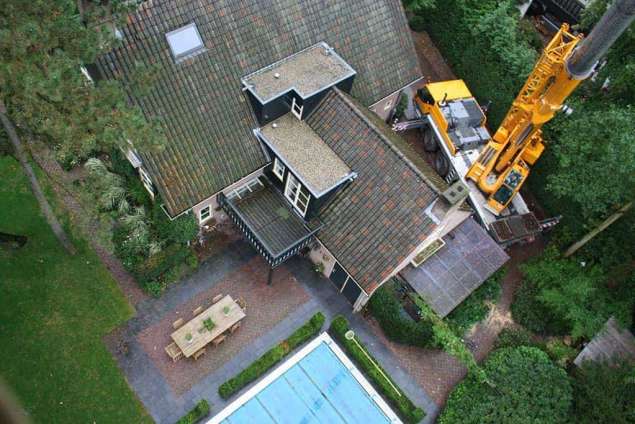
[175, 399, 210, 424]
[329, 315, 425, 424]
[218, 312, 325, 400]
[368, 283, 436, 348]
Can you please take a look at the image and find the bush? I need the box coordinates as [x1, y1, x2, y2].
[175, 399, 210, 424]
[218, 312, 325, 400]
[408, 15, 426, 32]
[330, 316, 426, 424]
[439, 346, 572, 424]
[494, 327, 536, 349]
[445, 269, 503, 334]
[368, 283, 436, 348]
[572, 360, 635, 423]
[151, 202, 198, 246]
[544, 339, 577, 368]
[511, 278, 569, 336]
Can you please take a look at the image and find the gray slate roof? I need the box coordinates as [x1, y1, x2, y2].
[97, 0, 421, 216]
[305, 89, 439, 293]
[400, 217, 509, 317]
[574, 317, 635, 367]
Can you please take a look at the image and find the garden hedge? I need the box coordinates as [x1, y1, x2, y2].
[368, 283, 436, 348]
[439, 346, 572, 423]
[175, 399, 210, 424]
[329, 315, 425, 424]
[218, 312, 325, 400]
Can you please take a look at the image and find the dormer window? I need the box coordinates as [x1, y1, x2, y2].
[166, 23, 204, 61]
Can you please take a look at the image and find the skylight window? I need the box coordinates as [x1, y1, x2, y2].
[166, 23, 204, 60]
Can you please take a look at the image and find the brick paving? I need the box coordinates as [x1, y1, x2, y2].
[137, 256, 309, 395]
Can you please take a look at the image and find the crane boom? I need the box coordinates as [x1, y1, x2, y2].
[466, 0, 635, 214]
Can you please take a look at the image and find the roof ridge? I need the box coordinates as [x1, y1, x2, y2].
[331, 87, 443, 195]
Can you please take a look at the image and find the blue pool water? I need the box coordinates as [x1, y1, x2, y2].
[220, 341, 392, 423]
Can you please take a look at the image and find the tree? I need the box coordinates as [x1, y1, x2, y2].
[0, 0, 165, 168]
[517, 248, 607, 339]
[546, 101, 635, 218]
[572, 360, 635, 423]
[0, 100, 75, 254]
[402, 0, 436, 13]
[439, 346, 572, 424]
[579, 0, 635, 105]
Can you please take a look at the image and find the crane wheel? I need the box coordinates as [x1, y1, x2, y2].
[435, 152, 450, 177]
[422, 128, 439, 152]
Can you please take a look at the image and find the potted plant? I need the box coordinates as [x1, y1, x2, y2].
[185, 332, 193, 343]
[223, 305, 230, 315]
[203, 318, 215, 331]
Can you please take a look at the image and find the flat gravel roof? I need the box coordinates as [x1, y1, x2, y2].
[242, 42, 356, 104]
[260, 113, 352, 196]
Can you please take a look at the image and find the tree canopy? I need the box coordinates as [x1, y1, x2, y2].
[0, 0, 165, 168]
[572, 360, 635, 424]
[439, 346, 572, 424]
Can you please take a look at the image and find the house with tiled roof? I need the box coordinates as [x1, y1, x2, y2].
[92, 0, 505, 310]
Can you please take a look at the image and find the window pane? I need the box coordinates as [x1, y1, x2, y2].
[166, 24, 203, 58]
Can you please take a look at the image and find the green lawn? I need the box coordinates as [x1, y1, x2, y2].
[0, 156, 151, 423]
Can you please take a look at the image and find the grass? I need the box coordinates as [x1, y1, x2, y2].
[0, 156, 151, 423]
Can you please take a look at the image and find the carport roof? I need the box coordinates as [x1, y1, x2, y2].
[400, 217, 509, 317]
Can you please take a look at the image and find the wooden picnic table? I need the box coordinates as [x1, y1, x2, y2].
[171, 295, 245, 358]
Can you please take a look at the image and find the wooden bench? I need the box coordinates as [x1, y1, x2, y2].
[165, 342, 183, 362]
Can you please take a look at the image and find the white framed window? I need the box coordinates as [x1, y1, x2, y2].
[284, 173, 311, 217]
[166, 23, 204, 60]
[272, 158, 285, 181]
[138, 168, 155, 199]
[291, 97, 304, 120]
[199, 205, 211, 223]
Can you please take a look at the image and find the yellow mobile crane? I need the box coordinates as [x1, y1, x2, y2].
[398, 0, 635, 242]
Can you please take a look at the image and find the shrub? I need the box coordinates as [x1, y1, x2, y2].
[109, 148, 137, 180]
[511, 278, 569, 336]
[218, 312, 325, 400]
[494, 327, 536, 349]
[175, 399, 210, 424]
[445, 269, 503, 335]
[151, 202, 198, 246]
[408, 15, 426, 32]
[329, 315, 426, 424]
[133, 244, 191, 283]
[572, 360, 635, 423]
[544, 339, 577, 368]
[368, 283, 436, 348]
[439, 346, 572, 424]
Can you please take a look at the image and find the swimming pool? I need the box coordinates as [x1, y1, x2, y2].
[209, 333, 401, 423]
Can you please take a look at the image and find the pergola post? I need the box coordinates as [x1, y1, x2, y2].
[267, 267, 274, 286]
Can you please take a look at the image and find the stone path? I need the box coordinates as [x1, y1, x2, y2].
[105, 239, 439, 424]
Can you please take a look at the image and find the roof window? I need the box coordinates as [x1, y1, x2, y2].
[166, 23, 204, 61]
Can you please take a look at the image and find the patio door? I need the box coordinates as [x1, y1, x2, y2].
[284, 173, 310, 217]
[329, 262, 362, 306]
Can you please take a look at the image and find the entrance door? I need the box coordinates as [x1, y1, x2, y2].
[342, 279, 362, 305]
[329, 262, 348, 291]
